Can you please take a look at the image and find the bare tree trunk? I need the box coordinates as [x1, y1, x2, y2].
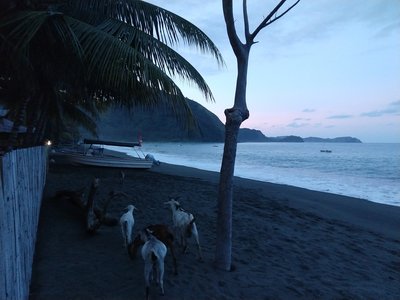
[215, 0, 300, 271]
[215, 56, 249, 271]
[215, 112, 240, 270]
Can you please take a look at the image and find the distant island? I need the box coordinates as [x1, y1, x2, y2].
[303, 137, 362, 143]
[237, 130, 361, 143]
[94, 99, 362, 143]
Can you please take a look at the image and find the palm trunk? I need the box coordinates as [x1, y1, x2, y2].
[33, 103, 49, 145]
[7, 96, 30, 151]
[26, 95, 43, 146]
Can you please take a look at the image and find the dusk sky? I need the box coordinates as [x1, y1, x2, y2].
[148, 0, 400, 143]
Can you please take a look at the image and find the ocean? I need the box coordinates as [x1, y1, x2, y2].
[108, 142, 400, 207]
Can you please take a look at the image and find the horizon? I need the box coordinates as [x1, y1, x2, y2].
[148, 0, 400, 143]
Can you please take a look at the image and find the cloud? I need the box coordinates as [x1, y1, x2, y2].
[294, 117, 311, 121]
[327, 114, 353, 119]
[361, 101, 400, 117]
[361, 109, 399, 117]
[251, 0, 400, 63]
[374, 21, 400, 39]
[389, 100, 400, 106]
[302, 108, 315, 113]
[287, 122, 309, 128]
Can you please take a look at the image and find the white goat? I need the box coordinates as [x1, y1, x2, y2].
[119, 204, 137, 248]
[140, 229, 167, 300]
[164, 198, 202, 260]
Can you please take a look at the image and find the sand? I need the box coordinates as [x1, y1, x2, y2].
[29, 162, 400, 299]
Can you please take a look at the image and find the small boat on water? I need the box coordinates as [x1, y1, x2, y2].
[49, 139, 154, 169]
[320, 149, 332, 153]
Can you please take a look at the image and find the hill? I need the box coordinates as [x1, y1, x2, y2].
[94, 99, 361, 143]
[238, 128, 268, 142]
[96, 99, 266, 143]
[95, 99, 225, 142]
[303, 137, 362, 143]
[267, 135, 304, 143]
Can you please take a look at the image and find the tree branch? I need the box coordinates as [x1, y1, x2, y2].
[222, 0, 244, 57]
[265, 0, 301, 27]
[243, 0, 250, 43]
[54, 179, 121, 232]
[250, 0, 300, 40]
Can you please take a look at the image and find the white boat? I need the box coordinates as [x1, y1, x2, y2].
[49, 139, 153, 169]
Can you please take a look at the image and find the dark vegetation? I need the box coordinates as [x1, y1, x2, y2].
[0, 0, 223, 152]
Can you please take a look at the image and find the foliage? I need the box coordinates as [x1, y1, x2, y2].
[0, 0, 223, 147]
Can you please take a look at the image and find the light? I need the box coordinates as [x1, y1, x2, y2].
[45, 140, 52, 146]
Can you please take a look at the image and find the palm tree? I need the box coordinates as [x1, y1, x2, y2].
[0, 0, 224, 149]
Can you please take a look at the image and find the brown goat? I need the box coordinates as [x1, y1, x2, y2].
[129, 224, 178, 275]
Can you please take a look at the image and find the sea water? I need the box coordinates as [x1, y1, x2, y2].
[107, 142, 400, 207]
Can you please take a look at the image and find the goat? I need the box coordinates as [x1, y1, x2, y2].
[119, 204, 137, 248]
[140, 229, 167, 300]
[164, 198, 202, 261]
[129, 224, 178, 275]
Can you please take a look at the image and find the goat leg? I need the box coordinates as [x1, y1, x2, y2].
[181, 235, 187, 254]
[158, 260, 165, 296]
[197, 244, 203, 262]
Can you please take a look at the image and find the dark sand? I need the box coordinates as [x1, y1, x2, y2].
[29, 162, 400, 299]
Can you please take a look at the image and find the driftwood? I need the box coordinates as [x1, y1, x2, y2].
[54, 178, 128, 234]
[86, 178, 100, 233]
[55, 188, 86, 210]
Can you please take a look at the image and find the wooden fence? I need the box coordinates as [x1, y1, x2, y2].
[0, 146, 47, 300]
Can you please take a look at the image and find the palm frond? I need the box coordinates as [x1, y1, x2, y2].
[62, 101, 99, 136]
[0, 11, 50, 56]
[65, 0, 224, 66]
[97, 18, 214, 101]
[64, 16, 189, 105]
[1, 0, 223, 141]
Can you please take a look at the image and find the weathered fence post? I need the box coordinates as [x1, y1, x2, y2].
[0, 146, 47, 300]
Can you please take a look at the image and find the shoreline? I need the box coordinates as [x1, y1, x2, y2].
[151, 163, 400, 240]
[135, 142, 400, 207]
[30, 162, 400, 299]
[151, 161, 400, 208]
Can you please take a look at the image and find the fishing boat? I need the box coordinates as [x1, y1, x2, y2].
[49, 139, 154, 169]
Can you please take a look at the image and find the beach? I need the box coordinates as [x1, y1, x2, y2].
[30, 163, 400, 299]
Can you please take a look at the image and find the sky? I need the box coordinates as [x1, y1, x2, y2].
[148, 0, 400, 143]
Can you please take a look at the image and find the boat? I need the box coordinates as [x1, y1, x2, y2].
[320, 149, 332, 153]
[49, 139, 154, 169]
